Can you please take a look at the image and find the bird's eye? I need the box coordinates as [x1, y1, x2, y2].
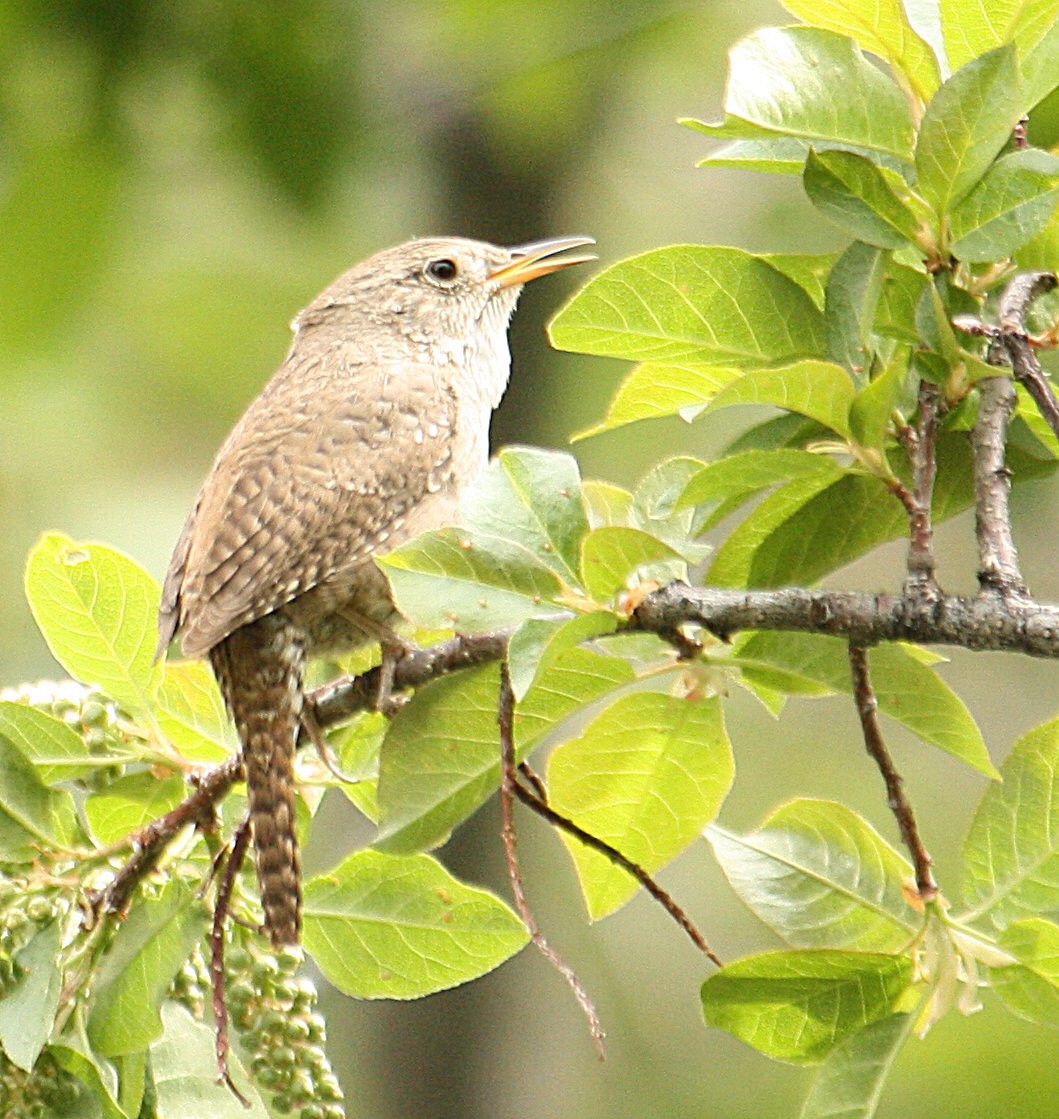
[425, 258, 458, 283]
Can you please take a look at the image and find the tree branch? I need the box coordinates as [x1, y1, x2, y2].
[848, 644, 937, 899]
[972, 373, 1026, 598]
[903, 380, 941, 597]
[632, 582, 1059, 656]
[497, 661, 605, 1056]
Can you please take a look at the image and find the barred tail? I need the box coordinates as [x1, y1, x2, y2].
[211, 615, 305, 947]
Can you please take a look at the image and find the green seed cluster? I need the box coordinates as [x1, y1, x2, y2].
[169, 944, 211, 1020]
[226, 941, 345, 1118]
[1, 680, 130, 788]
[0, 881, 62, 994]
[0, 1050, 82, 1119]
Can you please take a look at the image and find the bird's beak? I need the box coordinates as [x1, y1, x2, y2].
[489, 235, 597, 289]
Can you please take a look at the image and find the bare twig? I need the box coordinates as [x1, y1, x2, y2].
[210, 817, 253, 1105]
[972, 373, 1027, 598]
[904, 381, 941, 597]
[93, 758, 239, 918]
[848, 644, 937, 900]
[1000, 272, 1059, 439]
[954, 271, 1059, 441]
[510, 777, 722, 966]
[498, 662, 605, 1057]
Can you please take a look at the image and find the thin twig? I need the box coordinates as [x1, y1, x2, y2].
[1000, 271, 1059, 439]
[848, 644, 937, 900]
[904, 381, 941, 597]
[211, 817, 253, 1106]
[498, 661, 605, 1057]
[93, 758, 239, 917]
[511, 777, 722, 966]
[972, 373, 1027, 598]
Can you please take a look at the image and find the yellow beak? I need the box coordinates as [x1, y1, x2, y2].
[489, 235, 597, 289]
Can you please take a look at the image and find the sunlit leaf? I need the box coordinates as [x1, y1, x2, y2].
[915, 45, 1022, 214]
[550, 693, 733, 918]
[949, 148, 1059, 262]
[799, 1013, 912, 1118]
[303, 850, 528, 998]
[701, 949, 913, 1063]
[991, 917, 1059, 1026]
[24, 534, 162, 722]
[87, 881, 209, 1056]
[708, 800, 918, 951]
[963, 716, 1059, 924]
[550, 246, 825, 367]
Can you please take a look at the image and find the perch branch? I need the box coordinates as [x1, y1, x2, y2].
[848, 644, 937, 900]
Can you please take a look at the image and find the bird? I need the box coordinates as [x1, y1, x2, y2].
[156, 234, 596, 946]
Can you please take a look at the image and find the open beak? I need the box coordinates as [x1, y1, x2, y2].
[489, 235, 596, 289]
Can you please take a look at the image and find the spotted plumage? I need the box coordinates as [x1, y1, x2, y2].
[157, 235, 595, 946]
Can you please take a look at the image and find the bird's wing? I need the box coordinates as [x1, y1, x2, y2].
[159, 355, 458, 659]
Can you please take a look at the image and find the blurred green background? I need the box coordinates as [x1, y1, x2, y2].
[5, 2, 1059, 1116]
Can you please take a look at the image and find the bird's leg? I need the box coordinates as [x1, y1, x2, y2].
[336, 608, 415, 715]
[299, 704, 359, 783]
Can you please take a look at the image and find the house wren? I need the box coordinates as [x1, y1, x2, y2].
[157, 235, 595, 946]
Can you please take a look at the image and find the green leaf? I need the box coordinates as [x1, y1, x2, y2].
[707, 470, 873, 587]
[549, 694, 733, 919]
[992, 917, 1059, 1026]
[737, 633, 995, 777]
[549, 246, 826, 366]
[84, 772, 187, 847]
[151, 1004, 269, 1118]
[941, 0, 1059, 71]
[688, 27, 914, 163]
[778, 0, 939, 100]
[0, 921, 63, 1071]
[705, 361, 856, 438]
[701, 949, 913, 1064]
[915, 45, 1023, 215]
[154, 660, 235, 763]
[762, 254, 835, 311]
[850, 345, 916, 452]
[1020, 17, 1059, 107]
[695, 135, 827, 176]
[87, 882, 209, 1057]
[580, 527, 686, 601]
[679, 450, 845, 525]
[506, 612, 617, 702]
[708, 433, 1057, 590]
[799, 1013, 912, 1119]
[805, 150, 921, 249]
[303, 849, 529, 998]
[825, 243, 889, 380]
[963, 716, 1059, 924]
[949, 148, 1059, 262]
[708, 800, 918, 952]
[575, 362, 742, 437]
[0, 702, 97, 784]
[24, 534, 163, 722]
[0, 731, 83, 857]
[459, 447, 590, 587]
[379, 526, 563, 631]
[581, 480, 633, 528]
[375, 651, 633, 853]
[629, 456, 713, 560]
[875, 263, 928, 344]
